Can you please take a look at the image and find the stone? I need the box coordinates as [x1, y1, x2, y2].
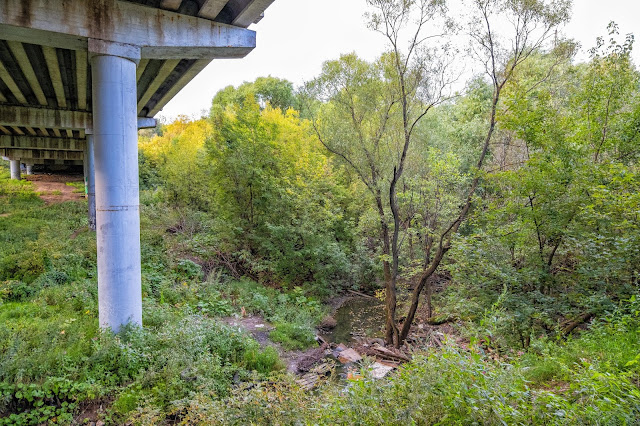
[319, 315, 338, 329]
[337, 348, 362, 364]
[369, 362, 394, 379]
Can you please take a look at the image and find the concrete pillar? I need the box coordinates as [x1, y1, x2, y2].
[9, 160, 20, 180]
[25, 164, 33, 175]
[83, 135, 97, 231]
[91, 51, 142, 332]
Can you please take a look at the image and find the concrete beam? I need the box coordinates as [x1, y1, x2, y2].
[0, 135, 85, 151]
[137, 60, 180, 112]
[0, 105, 156, 130]
[137, 117, 157, 129]
[0, 0, 256, 59]
[233, 0, 276, 28]
[42, 46, 68, 109]
[7, 41, 48, 106]
[0, 105, 91, 130]
[147, 59, 211, 116]
[5, 157, 84, 166]
[0, 148, 84, 161]
[199, 0, 228, 20]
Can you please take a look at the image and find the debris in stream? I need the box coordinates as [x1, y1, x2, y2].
[296, 342, 330, 373]
[296, 360, 335, 390]
[336, 348, 362, 364]
[369, 362, 395, 379]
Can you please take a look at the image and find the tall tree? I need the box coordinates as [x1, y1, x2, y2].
[307, 0, 454, 346]
[398, 0, 571, 344]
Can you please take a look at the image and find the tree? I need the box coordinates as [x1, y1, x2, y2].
[307, 0, 454, 346]
[394, 0, 571, 345]
[445, 25, 639, 348]
[212, 76, 297, 112]
[207, 89, 364, 290]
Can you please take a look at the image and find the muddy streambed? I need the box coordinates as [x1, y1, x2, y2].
[320, 297, 385, 344]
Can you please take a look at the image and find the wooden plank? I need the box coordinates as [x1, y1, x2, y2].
[6, 41, 47, 106]
[137, 59, 180, 113]
[42, 46, 67, 109]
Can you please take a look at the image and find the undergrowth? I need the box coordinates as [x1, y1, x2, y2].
[2, 170, 639, 425]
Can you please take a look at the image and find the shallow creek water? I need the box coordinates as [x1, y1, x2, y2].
[321, 297, 385, 344]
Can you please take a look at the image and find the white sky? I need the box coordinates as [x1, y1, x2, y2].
[158, 0, 640, 121]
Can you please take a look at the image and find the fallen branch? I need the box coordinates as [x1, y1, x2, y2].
[347, 289, 379, 300]
[426, 315, 457, 326]
[561, 312, 594, 337]
[371, 344, 411, 362]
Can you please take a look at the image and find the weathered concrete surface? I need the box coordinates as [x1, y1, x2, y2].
[0, 106, 156, 131]
[0, 105, 91, 130]
[0, 136, 85, 151]
[4, 158, 84, 166]
[0, 148, 83, 160]
[0, 0, 256, 59]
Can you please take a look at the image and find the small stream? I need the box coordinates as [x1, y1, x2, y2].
[321, 297, 385, 344]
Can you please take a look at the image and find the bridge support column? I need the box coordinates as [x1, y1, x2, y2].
[25, 164, 33, 175]
[91, 48, 142, 332]
[84, 135, 96, 231]
[9, 160, 20, 179]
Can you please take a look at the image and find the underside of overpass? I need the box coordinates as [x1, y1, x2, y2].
[0, 0, 276, 332]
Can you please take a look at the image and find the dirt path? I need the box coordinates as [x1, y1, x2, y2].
[25, 174, 85, 204]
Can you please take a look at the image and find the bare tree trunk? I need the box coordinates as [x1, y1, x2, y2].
[398, 88, 501, 344]
[425, 275, 433, 319]
[376, 194, 398, 345]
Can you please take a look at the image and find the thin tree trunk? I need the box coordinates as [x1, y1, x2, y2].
[398, 89, 501, 345]
[425, 276, 432, 319]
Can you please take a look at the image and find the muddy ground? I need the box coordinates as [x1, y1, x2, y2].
[25, 173, 85, 204]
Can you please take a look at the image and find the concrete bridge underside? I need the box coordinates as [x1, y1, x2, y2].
[1, 0, 275, 332]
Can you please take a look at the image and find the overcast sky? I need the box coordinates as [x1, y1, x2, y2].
[158, 0, 640, 121]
